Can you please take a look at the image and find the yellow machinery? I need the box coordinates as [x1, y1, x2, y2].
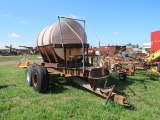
[144, 49, 160, 72]
[15, 57, 36, 68]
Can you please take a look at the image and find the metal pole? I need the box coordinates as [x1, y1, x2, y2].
[58, 16, 64, 48]
[82, 43, 85, 74]
[84, 20, 89, 67]
[86, 22, 101, 67]
[99, 40, 100, 67]
[58, 16, 67, 73]
[84, 20, 86, 72]
[59, 16, 85, 22]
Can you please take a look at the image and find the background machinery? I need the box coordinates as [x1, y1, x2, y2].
[142, 49, 160, 72]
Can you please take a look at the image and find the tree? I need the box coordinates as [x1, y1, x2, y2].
[126, 43, 139, 48]
[126, 43, 132, 48]
[135, 44, 139, 48]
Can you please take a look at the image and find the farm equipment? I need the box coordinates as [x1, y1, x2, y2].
[5, 45, 23, 55]
[141, 49, 160, 72]
[25, 16, 130, 106]
[0, 49, 9, 56]
[19, 45, 39, 54]
[104, 56, 136, 81]
[99, 47, 136, 81]
[137, 31, 160, 73]
[100, 46, 126, 57]
[15, 57, 36, 68]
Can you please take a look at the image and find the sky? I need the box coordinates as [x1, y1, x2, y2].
[0, 0, 160, 49]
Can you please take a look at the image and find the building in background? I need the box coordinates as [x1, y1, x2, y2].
[142, 43, 151, 54]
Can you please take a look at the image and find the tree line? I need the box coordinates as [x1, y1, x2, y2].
[125, 43, 139, 48]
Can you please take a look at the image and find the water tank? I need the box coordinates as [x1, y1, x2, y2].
[37, 19, 87, 63]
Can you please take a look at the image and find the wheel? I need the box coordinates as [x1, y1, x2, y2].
[25, 65, 35, 86]
[158, 64, 160, 72]
[125, 53, 129, 57]
[40, 65, 49, 92]
[119, 72, 126, 81]
[32, 65, 49, 93]
[151, 65, 158, 72]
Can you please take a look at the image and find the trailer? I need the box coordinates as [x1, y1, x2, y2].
[25, 16, 129, 106]
[104, 56, 136, 81]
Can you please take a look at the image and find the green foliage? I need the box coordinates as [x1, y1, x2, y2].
[126, 43, 139, 48]
[0, 65, 160, 120]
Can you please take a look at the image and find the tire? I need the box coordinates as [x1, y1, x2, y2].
[32, 65, 49, 93]
[158, 64, 160, 72]
[25, 65, 35, 86]
[40, 65, 49, 92]
[151, 65, 158, 72]
[119, 72, 126, 81]
[125, 54, 129, 57]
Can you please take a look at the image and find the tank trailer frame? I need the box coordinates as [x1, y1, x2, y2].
[25, 16, 130, 106]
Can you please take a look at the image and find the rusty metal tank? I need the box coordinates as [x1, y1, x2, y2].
[100, 46, 126, 56]
[37, 19, 87, 63]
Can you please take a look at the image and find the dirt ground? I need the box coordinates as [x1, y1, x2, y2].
[0, 60, 43, 66]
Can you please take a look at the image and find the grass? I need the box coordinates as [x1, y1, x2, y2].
[0, 64, 160, 120]
[0, 55, 41, 62]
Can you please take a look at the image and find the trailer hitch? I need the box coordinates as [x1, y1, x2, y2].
[100, 85, 115, 104]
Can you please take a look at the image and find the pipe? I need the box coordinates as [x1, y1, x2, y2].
[58, 16, 64, 48]
[86, 22, 101, 67]
[58, 16, 67, 73]
[58, 16, 85, 22]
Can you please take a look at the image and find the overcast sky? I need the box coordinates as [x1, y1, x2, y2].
[0, 0, 160, 48]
